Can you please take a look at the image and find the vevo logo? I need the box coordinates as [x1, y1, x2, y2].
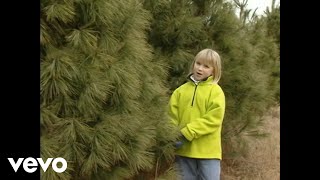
[8, 157, 67, 173]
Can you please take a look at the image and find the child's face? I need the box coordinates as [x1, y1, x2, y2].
[192, 59, 213, 81]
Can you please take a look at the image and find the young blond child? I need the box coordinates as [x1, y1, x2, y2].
[169, 48, 226, 180]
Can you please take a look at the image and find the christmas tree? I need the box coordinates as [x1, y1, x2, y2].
[41, 0, 178, 179]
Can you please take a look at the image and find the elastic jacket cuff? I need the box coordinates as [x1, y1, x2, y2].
[181, 127, 193, 141]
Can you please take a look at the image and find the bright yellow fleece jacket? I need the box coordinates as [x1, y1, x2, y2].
[169, 76, 225, 159]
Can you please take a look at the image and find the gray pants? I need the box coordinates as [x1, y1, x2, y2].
[175, 156, 220, 180]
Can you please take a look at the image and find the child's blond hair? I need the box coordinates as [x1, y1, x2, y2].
[189, 48, 222, 84]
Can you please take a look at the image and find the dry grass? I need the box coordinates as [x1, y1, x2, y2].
[221, 106, 280, 180]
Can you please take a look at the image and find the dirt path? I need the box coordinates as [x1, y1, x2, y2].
[221, 106, 280, 180]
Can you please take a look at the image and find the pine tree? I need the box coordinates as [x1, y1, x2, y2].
[200, 0, 280, 162]
[40, 0, 280, 179]
[143, 0, 206, 92]
[144, 0, 280, 177]
[41, 0, 177, 179]
[264, 5, 280, 101]
[144, 0, 280, 161]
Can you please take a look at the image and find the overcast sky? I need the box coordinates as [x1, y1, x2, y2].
[246, 0, 280, 15]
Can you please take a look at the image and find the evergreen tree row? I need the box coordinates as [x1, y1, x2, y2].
[40, 0, 280, 179]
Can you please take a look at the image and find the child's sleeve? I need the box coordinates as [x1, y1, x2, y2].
[168, 90, 180, 126]
[181, 85, 225, 141]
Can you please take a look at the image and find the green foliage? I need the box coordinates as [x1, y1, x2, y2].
[41, 0, 177, 179]
[264, 6, 280, 101]
[202, 1, 279, 158]
[40, 0, 280, 179]
[143, 0, 206, 91]
[145, 0, 280, 161]
[266, 4, 280, 45]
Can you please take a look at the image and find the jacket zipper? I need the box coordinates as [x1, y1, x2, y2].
[191, 83, 198, 106]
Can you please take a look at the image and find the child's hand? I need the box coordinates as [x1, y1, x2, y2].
[175, 141, 184, 148]
[174, 134, 188, 149]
